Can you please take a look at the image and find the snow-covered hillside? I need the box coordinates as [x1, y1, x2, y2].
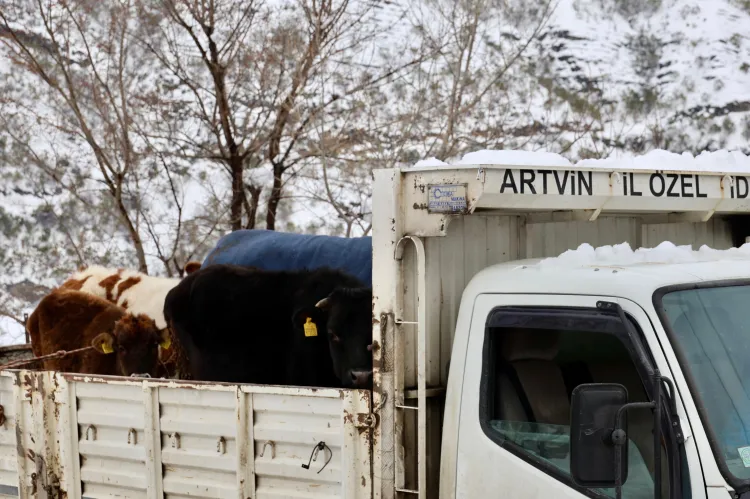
[0, 0, 748, 346]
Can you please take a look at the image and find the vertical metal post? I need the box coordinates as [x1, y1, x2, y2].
[142, 383, 164, 499]
[236, 388, 255, 498]
[395, 236, 427, 499]
[372, 169, 403, 499]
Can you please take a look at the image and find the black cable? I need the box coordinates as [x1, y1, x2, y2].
[302, 441, 332, 474]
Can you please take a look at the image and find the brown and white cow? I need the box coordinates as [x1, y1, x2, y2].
[26, 289, 169, 376]
[59, 262, 201, 378]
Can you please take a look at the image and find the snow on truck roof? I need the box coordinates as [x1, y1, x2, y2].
[410, 148, 750, 173]
[465, 242, 750, 299]
[401, 148, 750, 218]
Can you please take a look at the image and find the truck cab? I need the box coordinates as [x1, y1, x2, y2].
[371, 160, 750, 499]
[442, 256, 750, 499]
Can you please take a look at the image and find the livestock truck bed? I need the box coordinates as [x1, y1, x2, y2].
[0, 370, 373, 498]
[8, 158, 750, 498]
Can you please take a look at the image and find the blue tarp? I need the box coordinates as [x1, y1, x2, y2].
[202, 229, 373, 286]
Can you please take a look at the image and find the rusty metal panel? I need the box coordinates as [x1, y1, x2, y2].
[2, 373, 372, 499]
[250, 389, 345, 498]
[75, 381, 150, 498]
[159, 386, 237, 498]
[0, 373, 18, 496]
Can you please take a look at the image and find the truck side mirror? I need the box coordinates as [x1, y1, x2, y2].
[570, 383, 629, 488]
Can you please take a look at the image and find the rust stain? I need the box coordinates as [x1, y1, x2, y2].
[370, 340, 381, 354]
[98, 271, 123, 302]
[14, 423, 23, 458]
[362, 475, 366, 487]
[23, 373, 33, 400]
[343, 410, 354, 424]
[116, 276, 142, 301]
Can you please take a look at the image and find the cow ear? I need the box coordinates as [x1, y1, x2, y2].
[158, 328, 172, 350]
[183, 261, 201, 275]
[292, 307, 324, 338]
[91, 333, 115, 355]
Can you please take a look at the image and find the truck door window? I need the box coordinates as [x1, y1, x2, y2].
[480, 309, 671, 499]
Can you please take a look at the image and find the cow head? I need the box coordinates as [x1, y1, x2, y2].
[91, 314, 171, 377]
[294, 287, 373, 389]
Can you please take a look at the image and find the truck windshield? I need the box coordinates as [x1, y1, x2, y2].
[660, 283, 750, 482]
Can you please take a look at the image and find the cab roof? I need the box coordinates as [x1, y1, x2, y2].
[464, 252, 750, 300]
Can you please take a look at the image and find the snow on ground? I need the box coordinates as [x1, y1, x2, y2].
[538, 241, 750, 268]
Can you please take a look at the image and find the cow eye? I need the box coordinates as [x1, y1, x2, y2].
[329, 332, 341, 343]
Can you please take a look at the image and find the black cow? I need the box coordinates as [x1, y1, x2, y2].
[162, 263, 373, 389]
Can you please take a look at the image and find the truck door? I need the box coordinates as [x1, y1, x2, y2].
[453, 293, 701, 499]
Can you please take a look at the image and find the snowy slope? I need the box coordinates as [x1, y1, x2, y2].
[368, 0, 750, 155]
[545, 0, 750, 151]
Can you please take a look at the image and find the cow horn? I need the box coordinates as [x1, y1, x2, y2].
[315, 297, 330, 309]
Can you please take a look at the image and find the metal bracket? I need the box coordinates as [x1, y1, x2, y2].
[170, 432, 180, 449]
[127, 428, 137, 445]
[355, 412, 379, 429]
[85, 425, 96, 441]
[260, 440, 276, 458]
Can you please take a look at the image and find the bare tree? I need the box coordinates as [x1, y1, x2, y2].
[143, 0, 429, 232]
[0, 0, 197, 273]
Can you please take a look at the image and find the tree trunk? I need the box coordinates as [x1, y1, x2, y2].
[117, 198, 148, 273]
[265, 163, 284, 230]
[245, 184, 262, 229]
[230, 158, 244, 231]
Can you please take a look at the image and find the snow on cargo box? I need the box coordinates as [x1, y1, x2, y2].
[0, 371, 373, 498]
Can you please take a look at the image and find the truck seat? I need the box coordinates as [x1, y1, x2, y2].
[495, 329, 570, 425]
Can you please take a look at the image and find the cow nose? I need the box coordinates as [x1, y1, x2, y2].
[349, 370, 372, 388]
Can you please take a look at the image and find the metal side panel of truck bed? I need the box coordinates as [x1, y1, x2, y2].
[0, 370, 373, 499]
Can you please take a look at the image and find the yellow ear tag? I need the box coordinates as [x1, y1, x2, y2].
[303, 317, 318, 337]
[160, 337, 172, 350]
[101, 343, 114, 354]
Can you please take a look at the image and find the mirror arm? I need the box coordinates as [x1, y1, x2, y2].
[612, 400, 657, 499]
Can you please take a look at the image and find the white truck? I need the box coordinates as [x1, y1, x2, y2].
[1, 158, 750, 499]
